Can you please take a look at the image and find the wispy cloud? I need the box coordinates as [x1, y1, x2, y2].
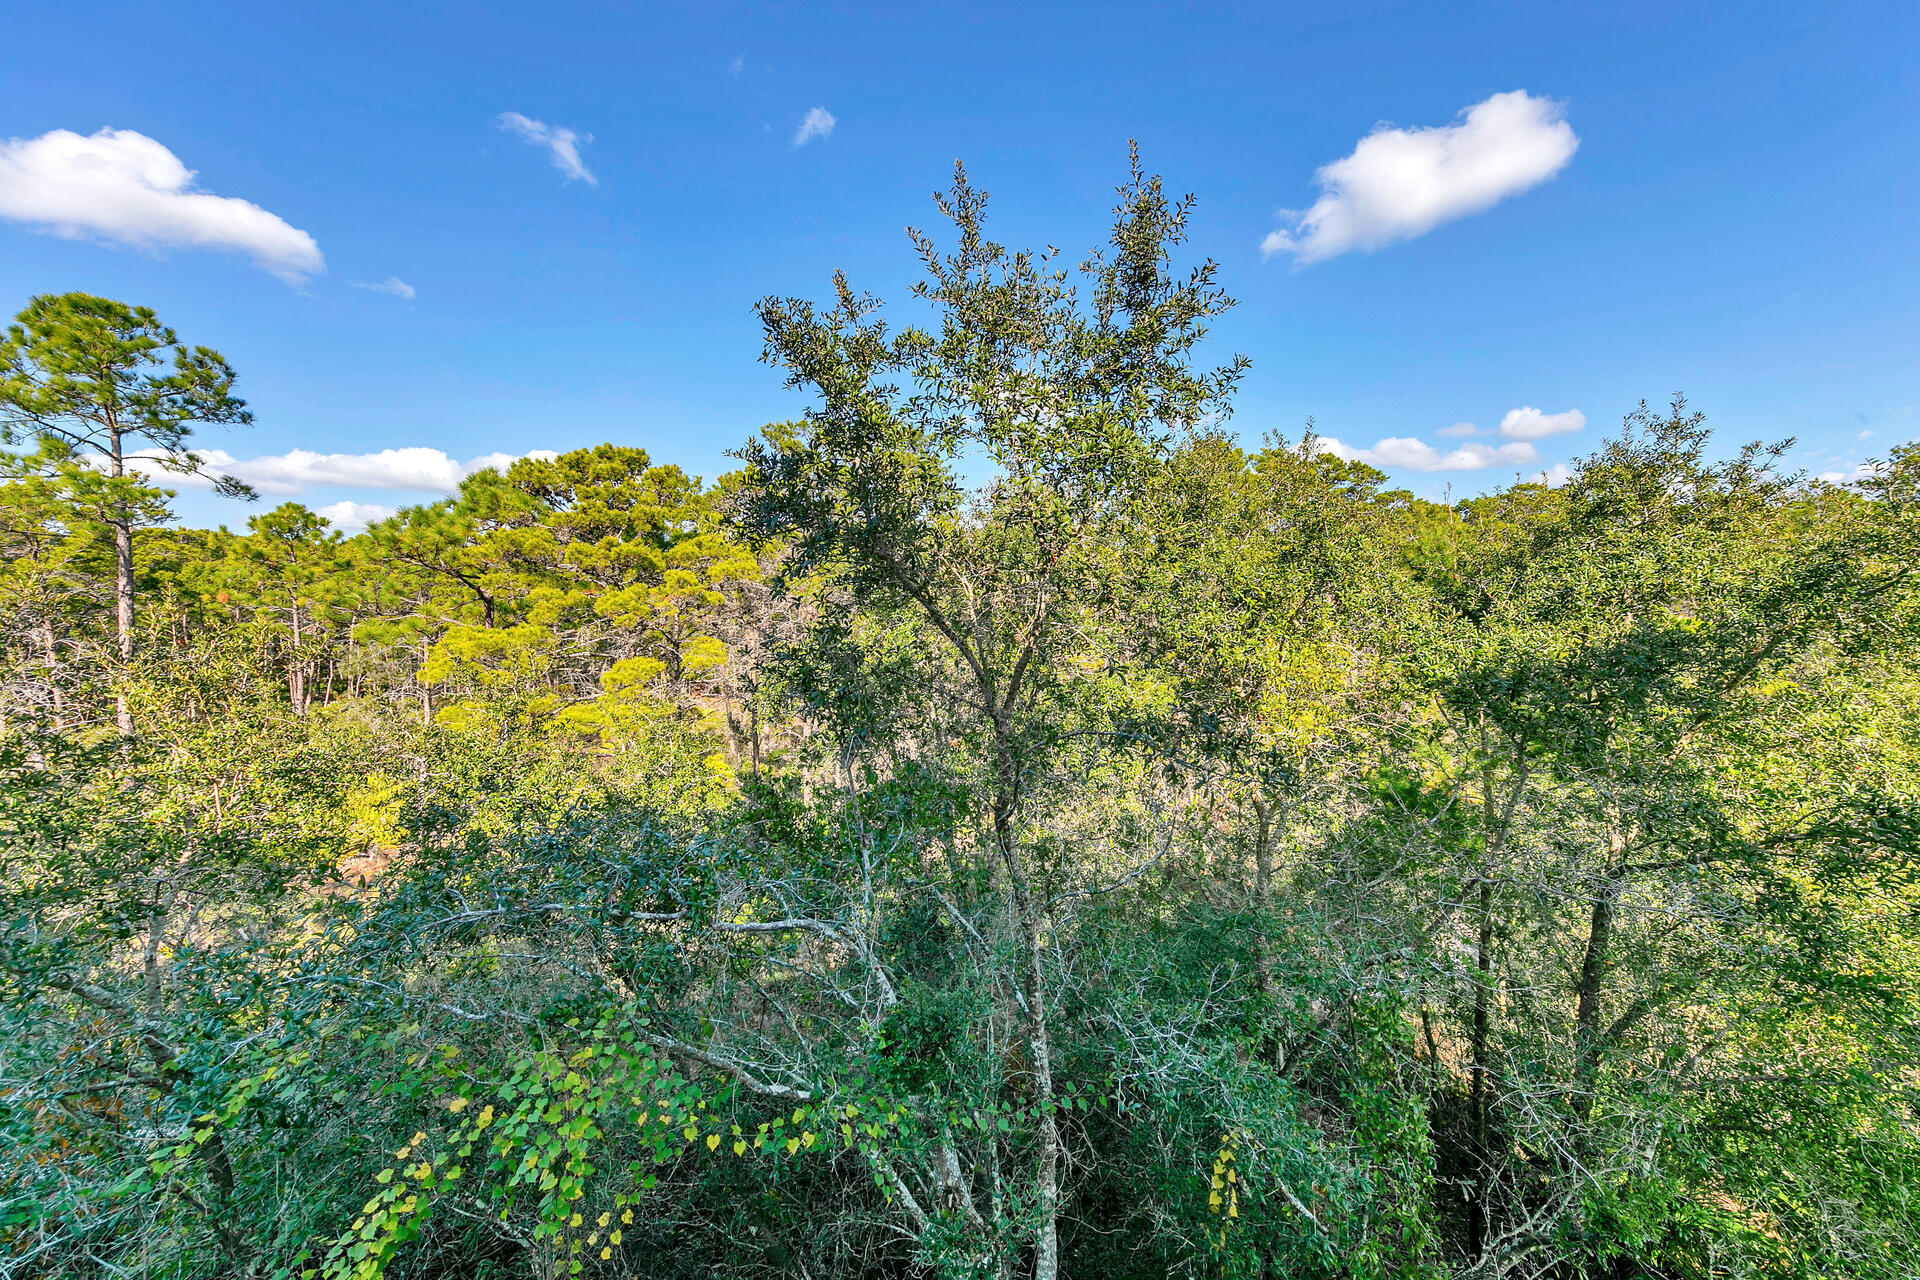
[0, 127, 323, 282]
[125, 446, 560, 496]
[793, 107, 836, 147]
[315, 500, 398, 532]
[1315, 435, 1540, 472]
[729, 55, 745, 77]
[496, 112, 597, 185]
[1497, 406, 1586, 440]
[350, 276, 416, 301]
[1436, 422, 1481, 438]
[1263, 91, 1577, 264]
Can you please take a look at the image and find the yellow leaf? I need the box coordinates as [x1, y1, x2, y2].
[600, 1248, 612, 1261]
[447, 1097, 469, 1113]
[733, 1140, 748, 1156]
[597, 1212, 610, 1228]
[621, 1209, 633, 1224]
[682, 1125, 698, 1142]
[610, 1230, 622, 1245]
[707, 1134, 721, 1151]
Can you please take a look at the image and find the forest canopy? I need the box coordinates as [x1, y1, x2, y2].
[4, 161, 1918, 1280]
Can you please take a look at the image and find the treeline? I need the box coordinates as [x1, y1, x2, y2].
[3, 163, 1918, 1280]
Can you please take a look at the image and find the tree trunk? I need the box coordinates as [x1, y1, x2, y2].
[991, 728, 1060, 1280]
[110, 429, 135, 736]
[289, 600, 307, 714]
[1252, 793, 1275, 996]
[1025, 926, 1060, 1280]
[40, 616, 63, 732]
[1572, 878, 1620, 1127]
[1573, 800, 1628, 1129]
[1468, 872, 1495, 1260]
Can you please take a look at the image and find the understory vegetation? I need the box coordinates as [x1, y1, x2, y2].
[4, 161, 1918, 1280]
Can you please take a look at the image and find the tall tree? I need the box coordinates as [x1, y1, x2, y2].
[0, 294, 253, 733]
[737, 150, 1246, 1280]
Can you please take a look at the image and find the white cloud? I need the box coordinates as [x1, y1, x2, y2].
[497, 112, 597, 185]
[315, 500, 397, 532]
[123, 446, 561, 496]
[1437, 422, 1481, 438]
[0, 127, 323, 282]
[1315, 435, 1540, 472]
[1818, 461, 1875, 485]
[1536, 462, 1575, 487]
[793, 107, 836, 147]
[351, 276, 416, 300]
[1497, 405, 1586, 440]
[1262, 90, 1577, 264]
[729, 55, 745, 77]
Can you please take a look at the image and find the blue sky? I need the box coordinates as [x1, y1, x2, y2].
[2, 0, 1914, 529]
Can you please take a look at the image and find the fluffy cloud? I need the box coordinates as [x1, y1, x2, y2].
[351, 276, 416, 300]
[1262, 91, 1577, 264]
[793, 107, 836, 147]
[0, 127, 323, 282]
[315, 500, 398, 532]
[1315, 435, 1540, 472]
[497, 112, 597, 185]
[1498, 405, 1586, 440]
[125, 446, 560, 496]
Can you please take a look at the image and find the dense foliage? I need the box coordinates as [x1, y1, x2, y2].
[4, 162, 1917, 1280]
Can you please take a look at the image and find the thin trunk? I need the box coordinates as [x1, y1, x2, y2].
[144, 877, 173, 1019]
[40, 617, 63, 732]
[1420, 1005, 1442, 1090]
[991, 725, 1059, 1280]
[1025, 925, 1060, 1280]
[110, 427, 135, 736]
[1252, 793, 1275, 996]
[1468, 872, 1495, 1260]
[1572, 882, 1621, 1127]
[1573, 799, 1628, 1128]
